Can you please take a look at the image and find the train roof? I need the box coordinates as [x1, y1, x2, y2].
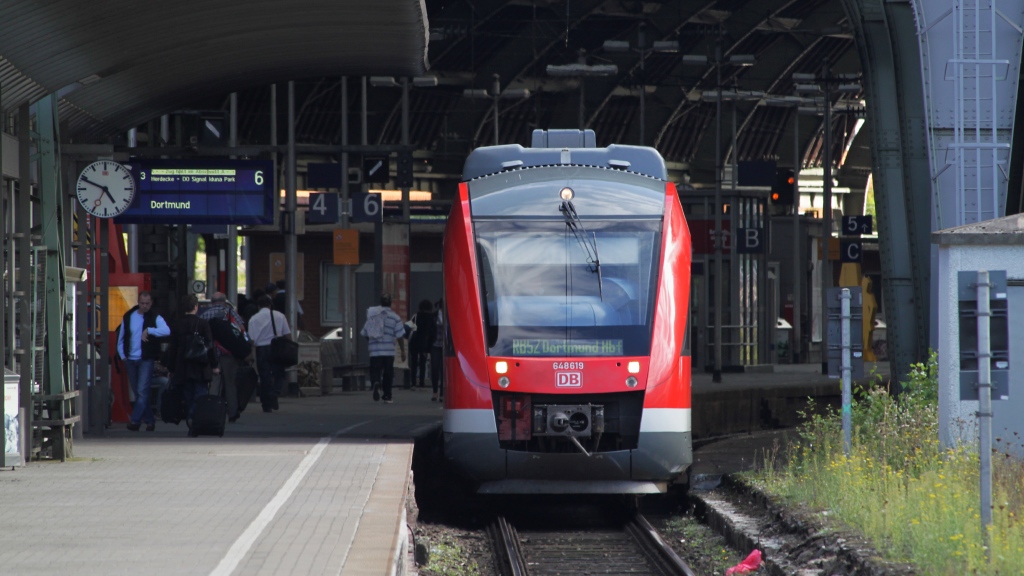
[462, 130, 668, 182]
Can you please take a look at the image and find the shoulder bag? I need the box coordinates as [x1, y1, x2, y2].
[184, 319, 210, 365]
[269, 311, 299, 367]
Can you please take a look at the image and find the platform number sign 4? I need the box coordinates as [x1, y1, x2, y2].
[306, 193, 339, 224]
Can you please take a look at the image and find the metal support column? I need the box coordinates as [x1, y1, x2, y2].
[821, 60, 834, 375]
[17, 104, 34, 455]
[792, 111, 802, 363]
[368, 77, 383, 300]
[712, 43, 724, 383]
[286, 81, 298, 339]
[401, 77, 411, 222]
[340, 76, 356, 364]
[36, 94, 76, 459]
[227, 93, 238, 304]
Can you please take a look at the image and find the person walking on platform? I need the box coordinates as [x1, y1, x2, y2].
[272, 279, 304, 330]
[164, 294, 219, 428]
[431, 299, 445, 402]
[117, 291, 171, 432]
[248, 294, 290, 413]
[407, 299, 437, 392]
[240, 288, 264, 327]
[361, 294, 406, 404]
[199, 292, 251, 422]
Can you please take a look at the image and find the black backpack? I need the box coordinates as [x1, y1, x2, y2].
[209, 317, 252, 359]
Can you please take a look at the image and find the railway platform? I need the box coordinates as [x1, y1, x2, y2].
[0, 363, 887, 575]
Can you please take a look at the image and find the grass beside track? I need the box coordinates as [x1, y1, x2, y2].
[750, 353, 1024, 575]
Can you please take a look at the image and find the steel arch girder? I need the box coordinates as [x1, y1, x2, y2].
[842, 0, 931, 387]
[441, 0, 610, 148]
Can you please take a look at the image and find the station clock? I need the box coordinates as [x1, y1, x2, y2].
[76, 161, 136, 218]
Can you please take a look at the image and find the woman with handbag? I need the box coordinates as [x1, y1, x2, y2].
[164, 294, 219, 427]
[246, 294, 292, 413]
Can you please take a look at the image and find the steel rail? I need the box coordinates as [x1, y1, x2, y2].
[628, 514, 698, 576]
[490, 515, 529, 576]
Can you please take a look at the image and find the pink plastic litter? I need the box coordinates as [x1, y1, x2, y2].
[725, 549, 762, 575]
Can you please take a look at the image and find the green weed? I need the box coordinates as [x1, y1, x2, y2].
[418, 534, 482, 576]
[751, 352, 1024, 575]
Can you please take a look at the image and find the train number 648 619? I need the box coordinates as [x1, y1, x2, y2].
[552, 361, 584, 370]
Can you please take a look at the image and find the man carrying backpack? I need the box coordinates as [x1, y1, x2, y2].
[199, 292, 252, 422]
[361, 293, 406, 403]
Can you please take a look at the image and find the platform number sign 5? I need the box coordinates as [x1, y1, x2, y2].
[351, 192, 383, 223]
[841, 215, 873, 236]
[306, 193, 339, 224]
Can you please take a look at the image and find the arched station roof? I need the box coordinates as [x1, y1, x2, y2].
[1, 0, 875, 192]
[215, 0, 870, 190]
[0, 0, 429, 139]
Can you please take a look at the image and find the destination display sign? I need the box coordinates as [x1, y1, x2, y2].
[512, 339, 624, 356]
[115, 159, 275, 225]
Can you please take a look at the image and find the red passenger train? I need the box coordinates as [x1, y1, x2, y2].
[441, 129, 693, 494]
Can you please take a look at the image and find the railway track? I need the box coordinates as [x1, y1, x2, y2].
[490, 513, 697, 576]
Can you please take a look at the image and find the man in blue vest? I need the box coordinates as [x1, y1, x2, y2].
[117, 291, 171, 431]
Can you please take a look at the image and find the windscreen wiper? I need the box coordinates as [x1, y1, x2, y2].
[560, 200, 603, 300]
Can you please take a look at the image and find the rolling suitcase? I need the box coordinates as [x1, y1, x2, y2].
[189, 394, 227, 437]
[235, 364, 258, 413]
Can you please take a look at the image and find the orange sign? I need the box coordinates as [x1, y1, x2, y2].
[817, 238, 841, 261]
[333, 229, 359, 265]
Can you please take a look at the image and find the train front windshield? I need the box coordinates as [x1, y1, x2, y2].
[475, 219, 661, 357]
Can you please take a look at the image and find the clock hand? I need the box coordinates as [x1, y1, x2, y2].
[80, 176, 108, 190]
[81, 176, 117, 203]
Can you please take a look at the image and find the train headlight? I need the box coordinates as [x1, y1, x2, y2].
[625, 376, 638, 388]
[495, 361, 508, 374]
[559, 187, 574, 201]
[627, 361, 640, 374]
[498, 376, 511, 388]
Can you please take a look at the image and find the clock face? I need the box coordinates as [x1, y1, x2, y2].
[76, 161, 136, 218]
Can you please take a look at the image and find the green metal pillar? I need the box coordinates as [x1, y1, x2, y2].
[36, 94, 75, 459]
[35, 94, 68, 399]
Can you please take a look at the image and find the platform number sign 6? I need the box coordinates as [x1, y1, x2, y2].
[306, 193, 339, 224]
[351, 192, 383, 223]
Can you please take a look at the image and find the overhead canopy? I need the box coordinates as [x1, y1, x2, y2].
[0, 0, 429, 140]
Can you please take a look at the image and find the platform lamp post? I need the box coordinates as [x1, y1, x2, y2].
[602, 23, 680, 146]
[463, 74, 531, 146]
[683, 47, 755, 383]
[792, 65, 861, 373]
[546, 55, 618, 129]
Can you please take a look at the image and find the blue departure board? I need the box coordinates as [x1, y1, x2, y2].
[115, 159, 275, 225]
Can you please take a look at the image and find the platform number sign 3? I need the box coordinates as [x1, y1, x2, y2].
[76, 161, 136, 218]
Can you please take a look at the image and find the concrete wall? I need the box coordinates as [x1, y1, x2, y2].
[937, 245, 1024, 457]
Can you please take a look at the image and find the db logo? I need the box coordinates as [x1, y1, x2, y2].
[555, 372, 582, 387]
